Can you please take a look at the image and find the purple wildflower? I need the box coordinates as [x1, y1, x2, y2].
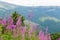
[20, 26, 26, 35]
[39, 30, 45, 40]
[46, 26, 48, 33]
[8, 17, 13, 25]
[7, 25, 16, 29]
[58, 38, 60, 40]
[2, 19, 6, 26]
[28, 29, 33, 37]
[28, 13, 33, 19]
[19, 26, 26, 40]
[48, 33, 51, 40]
[16, 17, 22, 27]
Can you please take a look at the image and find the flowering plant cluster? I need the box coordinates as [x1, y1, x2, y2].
[0, 12, 59, 40]
[0, 17, 51, 40]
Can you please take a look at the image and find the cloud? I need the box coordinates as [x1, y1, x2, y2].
[39, 16, 60, 22]
[0, 0, 60, 6]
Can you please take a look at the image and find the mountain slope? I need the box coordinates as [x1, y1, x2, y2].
[0, 1, 60, 33]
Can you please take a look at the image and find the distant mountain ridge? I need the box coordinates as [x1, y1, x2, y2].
[0, 1, 60, 33]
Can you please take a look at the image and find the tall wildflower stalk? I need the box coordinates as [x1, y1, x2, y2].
[0, 13, 52, 40]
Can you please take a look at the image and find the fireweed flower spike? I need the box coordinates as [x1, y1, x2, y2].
[32, 24, 38, 31]
[28, 24, 34, 36]
[16, 17, 22, 27]
[0, 14, 53, 40]
[28, 13, 33, 19]
[8, 17, 13, 25]
[48, 33, 51, 40]
[28, 28, 33, 37]
[58, 38, 60, 40]
[11, 25, 16, 29]
[45, 26, 48, 34]
[0, 19, 2, 24]
[39, 30, 45, 40]
[45, 26, 49, 40]
[2, 19, 6, 26]
[20, 26, 26, 36]
[28, 10, 34, 20]
[20, 26, 26, 40]
[45, 27, 51, 40]
[7, 25, 16, 30]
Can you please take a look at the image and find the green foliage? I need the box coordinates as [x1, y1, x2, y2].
[0, 24, 4, 35]
[11, 11, 25, 26]
[25, 32, 30, 40]
[21, 16, 25, 26]
[2, 33, 12, 40]
[13, 35, 22, 40]
[51, 33, 60, 40]
[0, 24, 3, 31]
[11, 11, 20, 25]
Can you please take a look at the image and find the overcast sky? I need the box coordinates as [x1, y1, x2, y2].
[0, 0, 60, 6]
